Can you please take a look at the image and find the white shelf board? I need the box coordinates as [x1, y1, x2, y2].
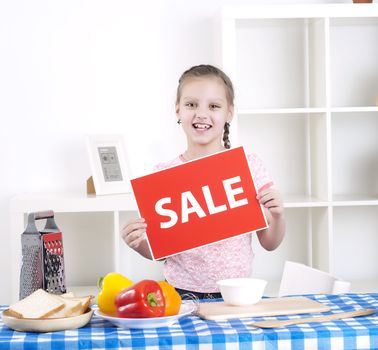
[238, 108, 327, 115]
[238, 107, 378, 116]
[283, 194, 378, 207]
[283, 195, 329, 208]
[332, 194, 378, 206]
[10, 192, 138, 213]
[331, 107, 378, 113]
[222, 4, 378, 20]
[69, 285, 99, 297]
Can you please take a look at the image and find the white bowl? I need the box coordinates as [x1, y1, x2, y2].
[216, 278, 267, 306]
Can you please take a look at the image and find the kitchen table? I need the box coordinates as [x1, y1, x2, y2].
[1, 293, 378, 350]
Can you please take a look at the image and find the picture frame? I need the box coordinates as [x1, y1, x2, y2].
[86, 134, 132, 195]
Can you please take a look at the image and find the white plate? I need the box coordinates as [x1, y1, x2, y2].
[1, 308, 94, 333]
[95, 303, 195, 329]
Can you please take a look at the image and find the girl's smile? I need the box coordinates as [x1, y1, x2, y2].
[193, 123, 211, 130]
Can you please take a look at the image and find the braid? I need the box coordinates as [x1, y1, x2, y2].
[223, 122, 231, 149]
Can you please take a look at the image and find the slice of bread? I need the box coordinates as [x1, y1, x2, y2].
[8, 290, 94, 319]
[75, 295, 93, 314]
[47, 295, 93, 318]
[46, 295, 83, 318]
[8, 289, 65, 319]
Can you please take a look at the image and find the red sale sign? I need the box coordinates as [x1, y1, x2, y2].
[130, 146, 268, 260]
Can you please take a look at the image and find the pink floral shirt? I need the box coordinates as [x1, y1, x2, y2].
[153, 153, 273, 293]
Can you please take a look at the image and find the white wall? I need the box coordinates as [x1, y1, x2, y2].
[0, 0, 347, 304]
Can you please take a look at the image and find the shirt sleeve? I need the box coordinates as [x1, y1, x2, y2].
[153, 156, 183, 172]
[247, 153, 274, 192]
[153, 163, 164, 172]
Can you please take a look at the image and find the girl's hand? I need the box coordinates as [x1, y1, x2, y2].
[121, 218, 147, 249]
[256, 187, 286, 251]
[257, 187, 284, 218]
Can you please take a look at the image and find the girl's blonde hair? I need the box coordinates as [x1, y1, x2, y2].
[176, 64, 234, 149]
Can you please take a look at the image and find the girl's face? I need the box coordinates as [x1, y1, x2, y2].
[176, 76, 234, 152]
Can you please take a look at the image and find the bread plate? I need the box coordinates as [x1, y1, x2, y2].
[95, 303, 195, 329]
[1, 307, 94, 332]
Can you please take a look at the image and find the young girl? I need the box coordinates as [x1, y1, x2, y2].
[121, 64, 285, 299]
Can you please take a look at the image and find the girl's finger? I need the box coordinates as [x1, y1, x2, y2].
[122, 227, 146, 242]
[259, 194, 276, 205]
[128, 233, 147, 248]
[129, 232, 146, 248]
[121, 218, 146, 230]
[264, 200, 281, 208]
[121, 222, 147, 237]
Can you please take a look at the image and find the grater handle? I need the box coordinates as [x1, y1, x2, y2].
[34, 210, 54, 220]
[35, 211, 59, 232]
[24, 211, 59, 234]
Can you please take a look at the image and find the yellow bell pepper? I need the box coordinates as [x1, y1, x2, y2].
[98, 272, 133, 316]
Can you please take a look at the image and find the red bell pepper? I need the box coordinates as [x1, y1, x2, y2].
[115, 279, 166, 318]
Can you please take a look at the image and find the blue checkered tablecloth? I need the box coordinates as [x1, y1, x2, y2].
[1, 293, 378, 350]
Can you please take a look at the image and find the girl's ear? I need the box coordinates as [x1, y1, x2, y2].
[176, 105, 180, 124]
[176, 104, 180, 120]
[227, 105, 234, 123]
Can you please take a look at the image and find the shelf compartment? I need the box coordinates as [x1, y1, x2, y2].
[333, 206, 378, 282]
[234, 18, 326, 109]
[252, 208, 314, 282]
[237, 113, 329, 202]
[311, 207, 332, 273]
[330, 17, 378, 107]
[253, 207, 332, 277]
[54, 212, 115, 288]
[118, 211, 164, 282]
[331, 112, 378, 198]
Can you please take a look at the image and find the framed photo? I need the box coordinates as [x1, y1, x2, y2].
[86, 134, 132, 195]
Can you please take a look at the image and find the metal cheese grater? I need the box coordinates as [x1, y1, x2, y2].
[19, 210, 66, 300]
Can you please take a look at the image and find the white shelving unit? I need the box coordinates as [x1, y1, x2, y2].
[9, 4, 378, 302]
[218, 4, 378, 292]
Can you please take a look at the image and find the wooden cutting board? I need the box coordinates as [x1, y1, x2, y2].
[197, 296, 331, 320]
